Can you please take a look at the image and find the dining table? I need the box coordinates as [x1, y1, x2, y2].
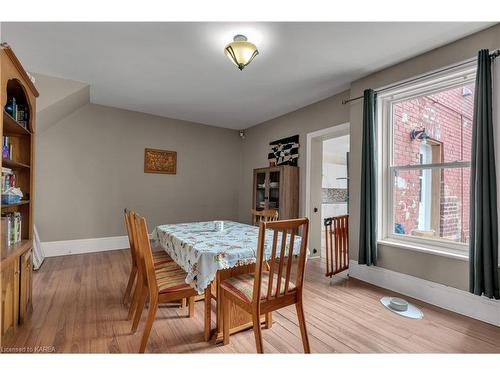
[152, 220, 303, 343]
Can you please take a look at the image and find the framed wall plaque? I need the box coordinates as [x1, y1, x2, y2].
[144, 148, 177, 174]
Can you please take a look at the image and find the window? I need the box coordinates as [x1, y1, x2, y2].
[379, 66, 476, 256]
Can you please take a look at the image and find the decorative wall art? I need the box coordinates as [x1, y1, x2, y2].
[268, 134, 299, 166]
[144, 148, 177, 174]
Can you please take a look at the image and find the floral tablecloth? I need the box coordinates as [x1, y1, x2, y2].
[152, 221, 303, 294]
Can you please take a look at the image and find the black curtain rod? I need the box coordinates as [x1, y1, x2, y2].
[342, 49, 500, 105]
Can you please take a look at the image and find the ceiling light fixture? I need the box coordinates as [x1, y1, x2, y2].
[224, 34, 259, 71]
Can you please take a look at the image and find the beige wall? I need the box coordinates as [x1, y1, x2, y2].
[34, 24, 500, 291]
[349, 24, 500, 291]
[34, 73, 88, 113]
[238, 90, 351, 223]
[35, 73, 90, 133]
[36, 103, 241, 241]
[241, 24, 500, 291]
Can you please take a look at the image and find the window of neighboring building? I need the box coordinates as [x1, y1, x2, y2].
[418, 142, 432, 232]
[378, 65, 476, 256]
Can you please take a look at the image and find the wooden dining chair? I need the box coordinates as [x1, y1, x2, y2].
[123, 209, 173, 313]
[130, 211, 203, 353]
[220, 218, 310, 353]
[251, 208, 279, 226]
[324, 215, 349, 277]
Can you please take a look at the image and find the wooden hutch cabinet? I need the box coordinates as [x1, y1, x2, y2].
[0, 44, 38, 340]
[252, 165, 299, 220]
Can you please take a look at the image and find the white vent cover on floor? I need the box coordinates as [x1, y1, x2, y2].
[380, 296, 423, 320]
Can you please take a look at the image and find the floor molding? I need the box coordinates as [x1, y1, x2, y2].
[349, 260, 500, 327]
[42, 235, 130, 257]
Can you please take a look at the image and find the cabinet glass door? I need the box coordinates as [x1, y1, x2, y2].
[255, 172, 267, 210]
[269, 170, 280, 210]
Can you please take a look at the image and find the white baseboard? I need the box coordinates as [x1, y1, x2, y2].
[42, 235, 130, 257]
[349, 260, 500, 327]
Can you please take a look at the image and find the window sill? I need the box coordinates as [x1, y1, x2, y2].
[377, 238, 469, 261]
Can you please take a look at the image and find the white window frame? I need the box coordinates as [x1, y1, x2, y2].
[418, 142, 432, 231]
[377, 63, 477, 259]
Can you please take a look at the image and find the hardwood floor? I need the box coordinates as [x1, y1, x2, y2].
[1, 249, 500, 353]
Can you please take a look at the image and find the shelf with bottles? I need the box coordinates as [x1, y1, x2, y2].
[4, 79, 31, 133]
[3, 110, 31, 135]
[1, 210, 24, 249]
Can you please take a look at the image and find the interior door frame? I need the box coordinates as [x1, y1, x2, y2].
[305, 122, 350, 259]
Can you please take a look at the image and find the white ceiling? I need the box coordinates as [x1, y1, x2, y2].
[1, 22, 494, 129]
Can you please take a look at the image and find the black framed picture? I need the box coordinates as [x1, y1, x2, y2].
[268, 135, 299, 166]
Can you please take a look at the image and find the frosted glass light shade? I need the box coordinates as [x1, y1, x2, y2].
[224, 35, 259, 70]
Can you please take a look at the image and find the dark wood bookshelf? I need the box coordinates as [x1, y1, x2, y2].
[0, 239, 31, 264]
[1, 200, 30, 209]
[1, 43, 38, 339]
[3, 110, 31, 136]
[2, 158, 30, 169]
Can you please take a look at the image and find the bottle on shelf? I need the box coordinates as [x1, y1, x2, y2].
[5, 97, 16, 118]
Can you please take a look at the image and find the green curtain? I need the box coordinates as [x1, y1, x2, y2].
[469, 49, 500, 299]
[358, 89, 377, 266]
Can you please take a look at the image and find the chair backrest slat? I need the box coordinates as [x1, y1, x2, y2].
[131, 212, 159, 297]
[128, 211, 147, 288]
[253, 218, 309, 304]
[266, 229, 279, 300]
[251, 209, 279, 226]
[344, 216, 349, 269]
[329, 220, 334, 275]
[284, 228, 296, 294]
[323, 215, 349, 277]
[324, 220, 330, 275]
[274, 229, 287, 298]
[124, 208, 138, 267]
[335, 218, 340, 272]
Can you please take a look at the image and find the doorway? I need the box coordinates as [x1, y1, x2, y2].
[321, 135, 350, 259]
[305, 123, 350, 260]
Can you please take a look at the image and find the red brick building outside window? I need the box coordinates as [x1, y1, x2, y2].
[391, 83, 474, 244]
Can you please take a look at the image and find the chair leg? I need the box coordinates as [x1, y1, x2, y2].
[188, 296, 195, 317]
[204, 287, 211, 341]
[139, 298, 159, 353]
[222, 291, 230, 345]
[127, 277, 142, 320]
[265, 312, 272, 329]
[252, 311, 264, 353]
[295, 300, 311, 353]
[131, 286, 148, 333]
[123, 266, 137, 305]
